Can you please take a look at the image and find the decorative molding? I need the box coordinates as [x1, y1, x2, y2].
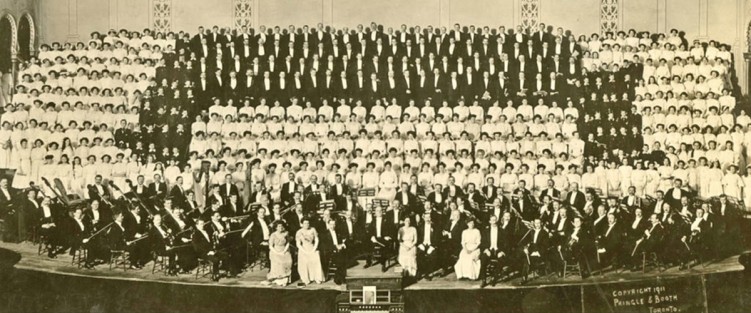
[520, 0, 539, 30]
[20, 13, 35, 55]
[2, 12, 18, 55]
[600, 0, 618, 33]
[233, 0, 252, 30]
[152, 0, 172, 33]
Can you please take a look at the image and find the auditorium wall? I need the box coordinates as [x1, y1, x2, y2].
[34, 0, 751, 93]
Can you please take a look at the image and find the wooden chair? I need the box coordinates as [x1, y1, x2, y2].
[109, 250, 130, 271]
[481, 258, 502, 287]
[642, 251, 665, 273]
[195, 256, 218, 281]
[71, 248, 88, 268]
[151, 252, 171, 275]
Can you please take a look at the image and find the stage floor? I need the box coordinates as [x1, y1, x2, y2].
[0, 242, 744, 291]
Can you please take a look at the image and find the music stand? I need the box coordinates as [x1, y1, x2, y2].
[482, 203, 494, 213]
[317, 200, 336, 215]
[357, 188, 376, 212]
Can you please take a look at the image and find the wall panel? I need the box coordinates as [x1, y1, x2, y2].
[666, 0, 700, 39]
[173, 0, 232, 32]
[449, 0, 513, 28]
[541, 0, 599, 36]
[622, 0, 658, 33]
[116, 0, 149, 32]
[331, 0, 440, 29]
[258, 0, 325, 28]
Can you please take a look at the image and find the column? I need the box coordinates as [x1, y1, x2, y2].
[656, 0, 667, 33]
[697, 0, 708, 39]
[67, 0, 80, 42]
[109, 0, 118, 30]
[439, 0, 451, 28]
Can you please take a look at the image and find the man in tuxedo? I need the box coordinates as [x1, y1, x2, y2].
[564, 182, 586, 213]
[539, 179, 561, 203]
[439, 209, 464, 276]
[280, 172, 298, 205]
[416, 211, 441, 280]
[521, 218, 549, 280]
[193, 218, 228, 281]
[394, 182, 418, 217]
[712, 195, 740, 259]
[169, 176, 188, 208]
[630, 213, 664, 271]
[597, 212, 623, 270]
[320, 219, 348, 284]
[555, 216, 591, 277]
[366, 207, 396, 271]
[480, 214, 513, 286]
[664, 179, 688, 209]
[88, 175, 112, 204]
[219, 174, 240, 204]
[148, 174, 168, 201]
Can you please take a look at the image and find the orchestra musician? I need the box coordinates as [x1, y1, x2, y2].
[34, 196, 63, 258]
[416, 211, 442, 280]
[439, 209, 465, 276]
[106, 212, 142, 269]
[66, 207, 93, 267]
[629, 213, 664, 271]
[192, 217, 228, 281]
[555, 216, 591, 278]
[320, 218, 347, 284]
[479, 213, 513, 286]
[520, 218, 548, 281]
[242, 207, 272, 265]
[365, 206, 396, 272]
[208, 211, 242, 276]
[596, 212, 623, 271]
[512, 180, 536, 221]
[122, 204, 150, 268]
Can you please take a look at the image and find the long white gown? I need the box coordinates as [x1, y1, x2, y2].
[454, 228, 481, 280]
[296, 228, 324, 284]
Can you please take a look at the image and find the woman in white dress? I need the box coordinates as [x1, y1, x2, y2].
[11, 139, 32, 189]
[70, 157, 85, 197]
[295, 219, 324, 286]
[398, 217, 418, 277]
[454, 219, 481, 280]
[705, 161, 725, 197]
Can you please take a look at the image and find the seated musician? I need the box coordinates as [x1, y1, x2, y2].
[338, 210, 363, 256]
[192, 218, 228, 281]
[67, 207, 94, 267]
[482, 177, 500, 203]
[464, 183, 486, 215]
[555, 216, 591, 277]
[149, 215, 179, 274]
[208, 211, 241, 276]
[629, 213, 664, 271]
[520, 218, 549, 279]
[35, 196, 62, 258]
[480, 214, 513, 286]
[386, 199, 409, 227]
[88, 175, 112, 204]
[625, 208, 649, 269]
[416, 211, 442, 280]
[106, 212, 142, 269]
[512, 180, 536, 221]
[620, 186, 641, 212]
[596, 212, 623, 270]
[123, 204, 150, 268]
[285, 203, 307, 235]
[663, 212, 690, 269]
[321, 218, 347, 284]
[549, 205, 573, 247]
[242, 207, 272, 260]
[394, 182, 418, 216]
[82, 199, 110, 264]
[266, 203, 286, 225]
[129, 175, 149, 199]
[365, 206, 396, 271]
[439, 209, 465, 276]
[682, 207, 710, 268]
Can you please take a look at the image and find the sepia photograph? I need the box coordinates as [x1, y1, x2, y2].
[0, 0, 750, 312]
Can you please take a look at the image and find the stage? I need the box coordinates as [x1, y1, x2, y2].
[0, 242, 749, 312]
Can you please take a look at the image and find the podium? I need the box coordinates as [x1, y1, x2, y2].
[335, 261, 404, 313]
